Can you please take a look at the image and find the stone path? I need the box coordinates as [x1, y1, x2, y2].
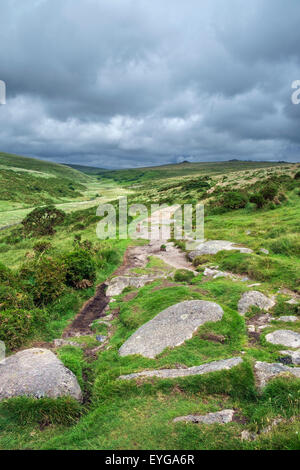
[119, 357, 242, 380]
[119, 300, 224, 358]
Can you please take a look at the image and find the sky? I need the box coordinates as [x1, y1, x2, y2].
[0, 0, 300, 169]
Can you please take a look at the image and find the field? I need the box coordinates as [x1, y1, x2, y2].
[0, 154, 299, 450]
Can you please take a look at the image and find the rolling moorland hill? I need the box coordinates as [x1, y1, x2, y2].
[0, 155, 299, 450]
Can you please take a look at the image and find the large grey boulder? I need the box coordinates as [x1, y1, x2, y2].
[119, 300, 224, 358]
[119, 357, 243, 380]
[238, 291, 275, 315]
[188, 240, 252, 261]
[265, 330, 300, 348]
[254, 361, 300, 389]
[173, 409, 235, 424]
[0, 348, 82, 401]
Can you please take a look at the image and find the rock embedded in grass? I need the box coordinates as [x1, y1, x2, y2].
[119, 357, 243, 380]
[275, 316, 298, 323]
[173, 409, 235, 424]
[265, 330, 300, 348]
[279, 349, 300, 365]
[188, 240, 253, 261]
[254, 361, 300, 389]
[106, 275, 162, 296]
[119, 300, 224, 358]
[0, 348, 82, 401]
[238, 291, 275, 315]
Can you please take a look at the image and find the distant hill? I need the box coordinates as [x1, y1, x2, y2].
[0, 152, 90, 206]
[65, 163, 108, 176]
[69, 160, 287, 184]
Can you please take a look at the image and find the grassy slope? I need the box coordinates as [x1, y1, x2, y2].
[0, 160, 299, 450]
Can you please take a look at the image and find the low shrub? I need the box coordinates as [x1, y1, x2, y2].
[64, 249, 96, 288]
[20, 256, 66, 305]
[22, 205, 65, 236]
[0, 308, 46, 350]
[222, 191, 248, 210]
[174, 269, 195, 283]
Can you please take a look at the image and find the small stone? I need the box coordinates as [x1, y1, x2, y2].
[247, 325, 256, 333]
[53, 339, 81, 348]
[173, 409, 235, 424]
[279, 349, 300, 365]
[238, 291, 275, 316]
[286, 299, 298, 305]
[265, 330, 300, 348]
[96, 335, 107, 343]
[241, 430, 257, 441]
[276, 316, 298, 323]
[260, 248, 269, 255]
[254, 361, 300, 389]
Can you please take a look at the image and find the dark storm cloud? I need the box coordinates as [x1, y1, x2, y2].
[0, 0, 299, 168]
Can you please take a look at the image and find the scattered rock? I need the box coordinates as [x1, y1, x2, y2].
[254, 361, 300, 389]
[275, 316, 298, 323]
[247, 325, 256, 333]
[119, 300, 224, 358]
[173, 409, 235, 424]
[248, 283, 261, 288]
[279, 349, 300, 365]
[286, 299, 299, 305]
[265, 330, 300, 348]
[96, 335, 107, 343]
[53, 339, 81, 348]
[203, 268, 232, 279]
[187, 240, 253, 261]
[238, 291, 275, 316]
[0, 348, 82, 401]
[106, 275, 161, 296]
[241, 430, 257, 441]
[119, 357, 243, 380]
[260, 248, 269, 255]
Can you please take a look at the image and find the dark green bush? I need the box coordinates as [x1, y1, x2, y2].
[20, 256, 66, 305]
[174, 269, 195, 283]
[22, 205, 65, 236]
[260, 183, 278, 201]
[0, 308, 46, 350]
[222, 191, 248, 210]
[249, 193, 264, 208]
[64, 249, 96, 288]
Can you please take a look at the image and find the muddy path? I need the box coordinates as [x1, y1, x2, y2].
[62, 206, 197, 338]
[63, 283, 109, 337]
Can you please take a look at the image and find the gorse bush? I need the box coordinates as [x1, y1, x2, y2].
[0, 308, 46, 350]
[64, 249, 96, 288]
[20, 256, 66, 305]
[22, 205, 65, 236]
[222, 191, 248, 210]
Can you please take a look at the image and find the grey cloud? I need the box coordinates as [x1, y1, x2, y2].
[0, 0, 299, 168]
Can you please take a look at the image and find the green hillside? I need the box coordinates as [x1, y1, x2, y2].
[0, 152, 90, 207]
[91, 160, 289, 184]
